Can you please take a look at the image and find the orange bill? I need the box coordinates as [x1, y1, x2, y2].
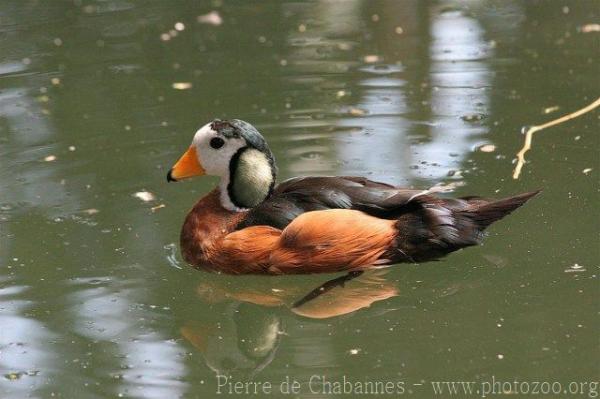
[167, 146, 205, 181]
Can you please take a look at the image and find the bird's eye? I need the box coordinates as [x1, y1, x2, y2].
[210, 137, 225, 149]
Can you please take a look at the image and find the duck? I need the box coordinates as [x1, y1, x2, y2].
[167, 119, 539, 275]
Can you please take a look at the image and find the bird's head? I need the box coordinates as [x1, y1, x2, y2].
[167, 119, 276, 211]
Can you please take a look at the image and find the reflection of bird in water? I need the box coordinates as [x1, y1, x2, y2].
[167, 119, 539, 275]
[181, 303, 282, 379]
[195, 269, 397, 318]
[181, 270, 398, 377]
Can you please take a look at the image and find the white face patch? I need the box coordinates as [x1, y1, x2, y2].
[191, 122, 246, 178]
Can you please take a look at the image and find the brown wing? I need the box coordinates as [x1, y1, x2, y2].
[215, 209, 397, 275]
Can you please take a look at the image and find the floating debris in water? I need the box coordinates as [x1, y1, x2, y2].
[479, 144, 496, 153]
[160, 33, 171, 41]
[336, 90, 347, 99]
[579, 23, 600, 33]
[151, 204, 166, 212]
[164, 243, 182, 269]
[446, 169, 462, 178]
[582, 168, 592, 175]
[53, 38, 63, 46]
[349, 348, 361, 355]
[363, 55, 380, 63]
[428, 181, 466, 193]
[172, 82, 192, 90]
[4, 372, 21, 381]
[70, 214, 98, 227]
[3, 370, 37, 380]
[134, 191, 155, 202]
[174, 22, 185, 31]
[298, 24, 306, 33]
[513, 97, 600, 179]
[543, 105, 560, 114]
[68, 145, 76, 151]
[197, 11, 223, 26]
[83, 208, 99, 215]
[51, 77, 61, 85]
[44, 155, 57, 162]
[565, 263, 586, 273]
[395, 26, 404, 34]
[497, 354, 504, 360]
[348, 107, 368, 116]
[461, 113, 485, 122]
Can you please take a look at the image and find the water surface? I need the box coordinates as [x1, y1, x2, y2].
[1, 1, 598, 398]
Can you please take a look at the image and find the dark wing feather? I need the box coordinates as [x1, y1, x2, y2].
[236, 176, 426, 230]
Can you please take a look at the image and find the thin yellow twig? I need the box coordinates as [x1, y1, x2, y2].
[512, 97, 600, 179]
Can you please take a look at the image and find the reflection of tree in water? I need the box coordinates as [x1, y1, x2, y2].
[0, 5, 79, 397]
[279, 0, 502, 185]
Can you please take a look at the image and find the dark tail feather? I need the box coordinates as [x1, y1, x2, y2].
[392, 190, 540, 263]
[465, 190, 541, 230]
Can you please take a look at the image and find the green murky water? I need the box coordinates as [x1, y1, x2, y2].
[1, 1, 598, 398]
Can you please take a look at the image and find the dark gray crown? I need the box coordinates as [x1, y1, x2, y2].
[210, 119, 271, 155]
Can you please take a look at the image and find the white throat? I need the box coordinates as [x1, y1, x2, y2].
[218, 176, 246, 212]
